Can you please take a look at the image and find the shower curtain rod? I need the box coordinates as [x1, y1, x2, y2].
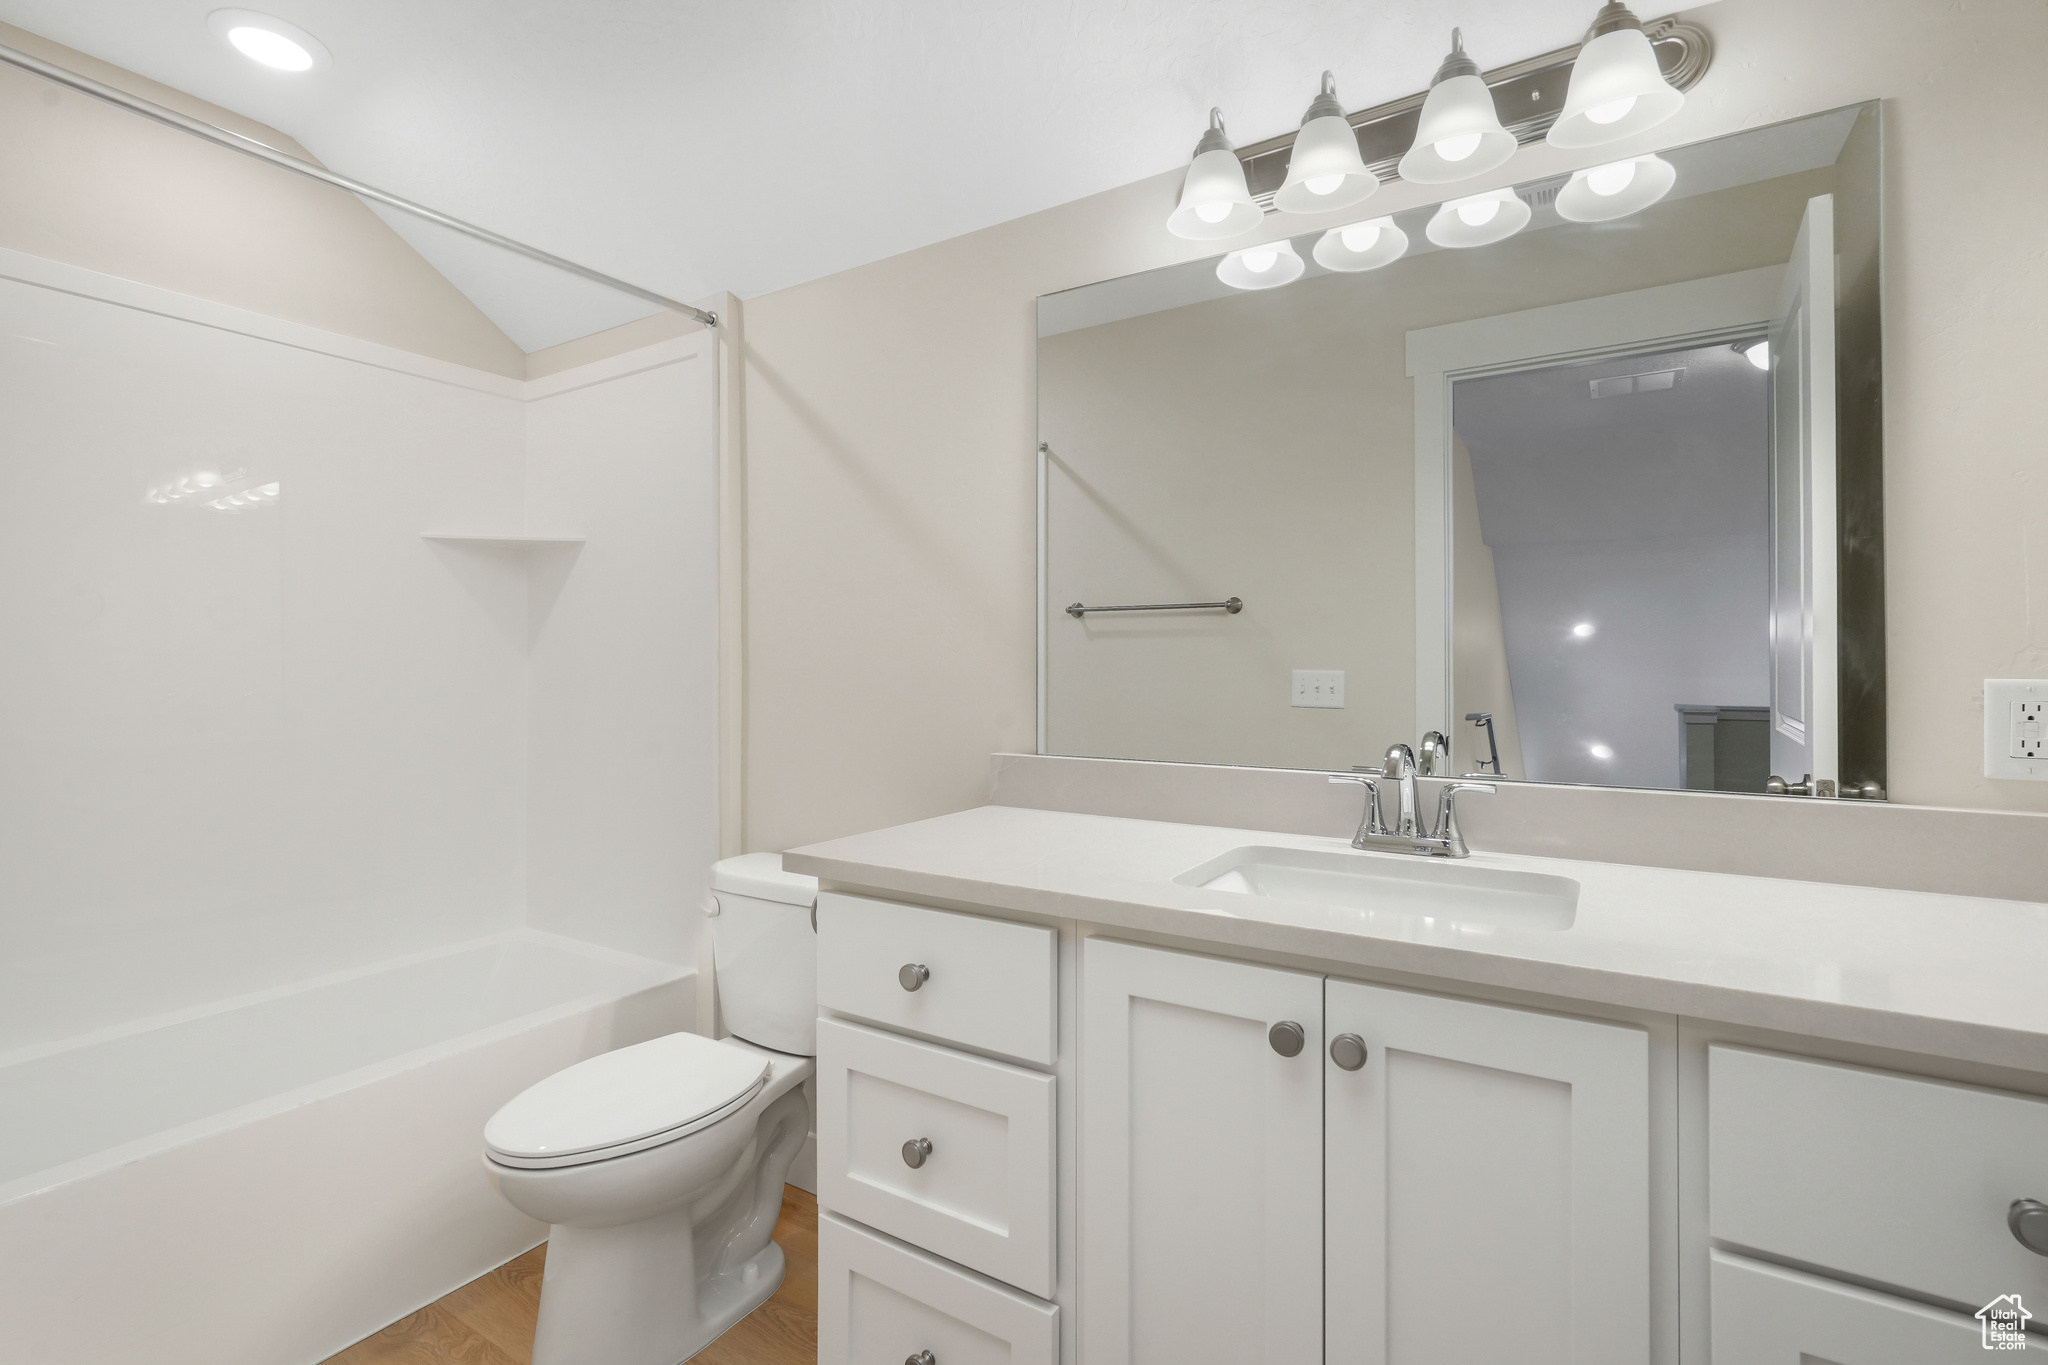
[0, 41, 718, 329]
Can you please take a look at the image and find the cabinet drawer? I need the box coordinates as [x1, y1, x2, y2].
[1710, 1252, 1986, 1362]
[817, 1018, 1056, 1297]
[817, 892, 1056, 1065]
[1709, 1046, 2048, 1309]
[819, 1212, 1059, 1365]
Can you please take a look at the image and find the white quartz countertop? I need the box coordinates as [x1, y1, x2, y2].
[784, 804, 2048, 1072]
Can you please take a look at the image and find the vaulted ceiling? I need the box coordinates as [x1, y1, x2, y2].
[0, 0, 1622, 346]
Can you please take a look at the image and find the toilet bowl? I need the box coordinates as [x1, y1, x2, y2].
[483, 853, 818, 1365]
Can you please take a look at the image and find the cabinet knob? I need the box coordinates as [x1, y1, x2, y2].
[2012, 1199, 2048, 1256]
[1268, 1021, 1306, 1057]
[906, 1353, 937, 1365]
[902, 1137, 934, 1169]
[899, 962, 929, 991]
[1329, 1033, 1369, 1071]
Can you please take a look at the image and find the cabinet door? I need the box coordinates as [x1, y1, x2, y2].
[1079, 938, 1323, 1365]
[1710, 1252, 1987, 1362]
[1325, 978, 1650, 1365]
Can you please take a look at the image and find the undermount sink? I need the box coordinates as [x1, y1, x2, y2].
[1174, 845, 1579, 932]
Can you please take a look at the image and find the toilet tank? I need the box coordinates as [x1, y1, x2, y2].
[708, 853, 819, 1056]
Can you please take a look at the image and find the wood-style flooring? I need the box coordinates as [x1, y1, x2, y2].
[323, 1186, 818, 1365]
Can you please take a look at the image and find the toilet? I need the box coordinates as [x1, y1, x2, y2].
[483, 853, 818, 1365]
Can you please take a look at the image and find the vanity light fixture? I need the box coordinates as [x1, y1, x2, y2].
[1274, 73, 1378, 214]
[1167, 109, 1263, 240]
[1425, 188, 1530, 249]
[1397, 30, 1516, 185]
[207, 9, 332, 72]
[1311, 216, 1408, 272]
[1553, 153, 1676, 221]
[1547, 2, 1684, 148]
[1732, 337, 1770, 371]
[1216, 239, 1305, 290]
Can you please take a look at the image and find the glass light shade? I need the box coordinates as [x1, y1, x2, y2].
[1216, 239, 1306, 291]
[1547, 26, 1684, 148]
[1425, 189, 1531, 248]
[1168, 111, 1263, 240]
[1397, 74, 1516, 184]
[1276, 115, 1379, 214]
[1312, 217, 1409, 272]
[1554, 154, 1676, 221]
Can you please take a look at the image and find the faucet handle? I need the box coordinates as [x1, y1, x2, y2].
[1330, 772, 1387, 841]
[1432, 781, 1496, 856]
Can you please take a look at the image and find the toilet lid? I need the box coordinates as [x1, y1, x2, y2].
[484, 1033, 769, 1165]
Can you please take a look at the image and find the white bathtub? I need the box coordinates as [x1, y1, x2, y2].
[0, 929, 694, 1365]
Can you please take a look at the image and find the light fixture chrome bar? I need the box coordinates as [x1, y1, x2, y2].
[1066, 597, 1244, 617]
[1231, 14, 1711, 204]
[0, 41, 717, 329]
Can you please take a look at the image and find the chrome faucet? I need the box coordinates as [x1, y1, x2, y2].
[1331, 742, 1496, 857]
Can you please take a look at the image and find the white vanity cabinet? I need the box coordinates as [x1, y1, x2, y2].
[1324, 979, 1652, 1365]
[1078, 937, 1326, 1365]
[1707, 1253, 1986, 1362]
[1704, 1045, 2048, 1360]
[1078, 939, 1656, 1365]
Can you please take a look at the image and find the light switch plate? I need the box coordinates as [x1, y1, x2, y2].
[1292, 669, 1345, 709]
[1984, 679, 2048, 780]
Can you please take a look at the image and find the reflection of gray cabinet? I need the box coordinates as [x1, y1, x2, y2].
[1676, 705, 1769, 792]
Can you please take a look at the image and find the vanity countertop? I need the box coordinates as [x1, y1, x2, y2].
[785, 804, 2048, 1073]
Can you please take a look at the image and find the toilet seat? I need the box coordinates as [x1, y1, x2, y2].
[485, 1033, 770, 1170]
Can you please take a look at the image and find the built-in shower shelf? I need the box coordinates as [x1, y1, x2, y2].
[421, 533, 585, 547]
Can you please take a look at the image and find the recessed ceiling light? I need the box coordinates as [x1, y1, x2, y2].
[1589, 743, 1614, 759]
[1572, 622, 1595, 638]
[207, 9, 332, 73]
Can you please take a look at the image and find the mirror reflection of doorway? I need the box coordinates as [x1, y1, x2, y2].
[1454, 336, 1773, 791]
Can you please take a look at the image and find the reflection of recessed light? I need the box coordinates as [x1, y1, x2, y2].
[207, 9, 332, 72]
[1589, 743, 1614, 759]
[1572, 622, 1595, 638]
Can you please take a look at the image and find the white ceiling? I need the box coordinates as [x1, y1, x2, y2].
[0, 0, 1617, 348]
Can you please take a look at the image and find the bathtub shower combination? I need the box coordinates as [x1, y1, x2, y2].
[0, 77, 721, 1365]
[0, 933, 689, 1362]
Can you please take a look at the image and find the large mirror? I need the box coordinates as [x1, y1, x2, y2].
[1038, 103, 1883, 798]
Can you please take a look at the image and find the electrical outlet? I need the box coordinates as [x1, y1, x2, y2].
[2013, 701, 2046, 759]
[1292, 669, 1345, 709]
[1985, 679, 2048, 780]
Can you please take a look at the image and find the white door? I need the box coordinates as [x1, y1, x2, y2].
[1324, 978, 1651, 1365]
[1767, 194, 1838, 790]
[1079, 938, 1323, 1365]
[1710, 1252, 1989, 1362]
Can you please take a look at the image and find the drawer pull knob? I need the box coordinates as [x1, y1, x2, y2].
[902, 1137, 934, 1169]
[2012, 1199, 2048, 1256]
[906, 1353, 937, 1365]
[1269, 1020, 1306, 1057]
[899, 962, 930, 991]
[1330, 1033, 1369, 1071]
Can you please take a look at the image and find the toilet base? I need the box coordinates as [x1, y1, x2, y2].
[523, 1082, 811, 1365]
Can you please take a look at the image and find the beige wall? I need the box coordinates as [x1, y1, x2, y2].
[1038, 279, 1415, 772]
[739, 0, 2048, 852]
[0, 22, 526, 377]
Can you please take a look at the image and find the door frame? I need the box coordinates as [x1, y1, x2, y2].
[1404, 264, 1786, 745]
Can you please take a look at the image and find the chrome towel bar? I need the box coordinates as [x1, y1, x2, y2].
[1066, 597, 1243, 617]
